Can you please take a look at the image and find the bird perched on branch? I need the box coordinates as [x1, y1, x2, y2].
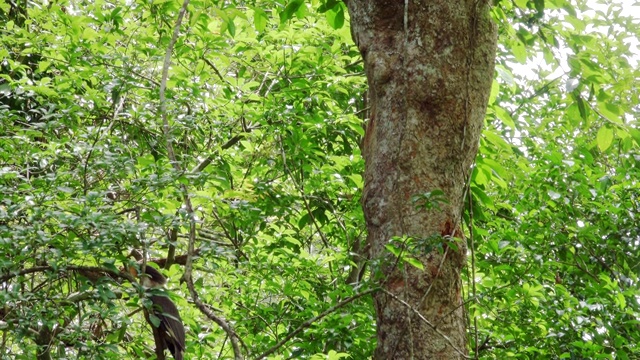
[127, 264, 185, 360]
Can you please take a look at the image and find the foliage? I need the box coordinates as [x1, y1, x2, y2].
[0, 0, 638, 359]
[470, 1, 640, 358]
[1, 0, 369, 358]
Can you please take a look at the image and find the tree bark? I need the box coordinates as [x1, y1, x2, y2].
[345, 1, 497, 358]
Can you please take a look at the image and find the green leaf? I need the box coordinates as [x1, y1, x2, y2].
[325, 5, 344, 29]
[514, 0, 528, 8]
[318, 0, 340, 13]
[616, 292, 626, 310]
[488, 80, 499, 105]
[227, 19, 236, 37]
[629, 128, 640, 146]
[280, 0, 304, 24]
[617, 350, 630, 360]
[405, 257, 424, 270]
[148, 314, 161, 327]
[596, 126, 614, 152]
[597, 101, 622, 124]
[574, 94, 589, 122]
[295, 2, 308, 19]
[494, 105, 516, 129]
[510, 40, 527, 63]
[327, 350, 351, 360]
[252, 7, 268, 32]
[298, 213, 311, 229]
[384, 244, 401, 257]
[57, 186, 74, 193]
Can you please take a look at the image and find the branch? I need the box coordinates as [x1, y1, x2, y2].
[255, 288, 378, 360]
[381, 288, 471, 359]
[128, 248, 201, 268]
[189, 133, 244, 174]
[0, 265, 133, 283]
[158, 0, 243, 359]
[202, 56, 231, 85]
[508, 75, 563, 118]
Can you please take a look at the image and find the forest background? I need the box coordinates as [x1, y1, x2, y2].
[1, 0, 639, 358]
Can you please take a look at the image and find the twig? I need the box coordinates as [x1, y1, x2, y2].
[190, 134, 244, 174]
[255, 288, 378, 360]
[158, 1, 242, 358]
[381, 288, 471, 359]
[0, 265, 134, 283]
[202, 56, 231, 85]
[466, 173, 479, 359]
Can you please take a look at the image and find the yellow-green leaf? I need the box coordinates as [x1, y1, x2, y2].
[252, 7, 268, 32]
[596, 126, 614, 152]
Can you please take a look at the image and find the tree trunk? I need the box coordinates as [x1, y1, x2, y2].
[345, 1, 497, 358]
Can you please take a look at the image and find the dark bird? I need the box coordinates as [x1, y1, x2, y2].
[128, 265, 185, 360]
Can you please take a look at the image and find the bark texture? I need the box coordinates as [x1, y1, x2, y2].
[345, 1, 497, 358]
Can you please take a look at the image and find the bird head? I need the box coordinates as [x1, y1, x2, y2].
[125, 264, 167, 288]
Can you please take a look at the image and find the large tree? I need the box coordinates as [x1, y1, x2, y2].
[345, 1, 497, 358]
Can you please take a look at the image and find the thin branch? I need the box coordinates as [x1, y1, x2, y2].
[466, 173, 479, 359]
[508, 75, 563, 118]
[0, 265, 134, 284]
[255, 288, 378, 360]
[381, 289, 471, 359]
[277, 134, 330, 249]
[157, 0, 242, 358]
[202, 56, 231, 85]
[159, 2, 186, 172]
[190, 134, 244, 174]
